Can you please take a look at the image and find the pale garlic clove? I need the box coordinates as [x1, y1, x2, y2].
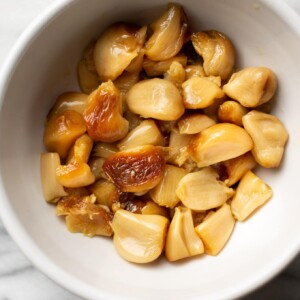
[223, 67, 277, 107]
[94, 23, 147, 81]
[231, 170, 273, 221]
[176, 167, 234, 210]
[77, 41, 100, 94]
[150, 164, 188, 208]
[169, 131, 194, 148]
[218, 100, 249, 126]
[56, 162, 95, 188]
[165, 207, 204, 261]
[89, 157, 108, 180]
[143, 54, 187, 77]
[56, 194, 113, 237]
[185, 64, 206, 79]
[195, 204, 235, 255]
[43, 110, 87, 159]
[214, 152, 257, 186]
[83, 81, 129, 142]
[182, 76, 224, 109]
[145, 3, 188, 61]
[66, 134, 93, 164]
[47, 92, 88, 121]
[40, 153, 68, 202]
[93, 142, 118, 158]
[242, 110, 288, 168]
[178, 113, 216, 134]
[126, 78, 185, 121]
[118, 119, 164, 151]
[103, 145, 166, 193]
[112, 209, 169, 263]
[191, 30, 235, 80]
[188, 123, 253, 168]
[164, 61, 186, 88]
[88, 179, 119, 208]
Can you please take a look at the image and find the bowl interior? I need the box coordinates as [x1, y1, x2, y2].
[0, 0, 300, 299]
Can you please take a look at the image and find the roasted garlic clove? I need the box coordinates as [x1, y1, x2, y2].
[93, 142, 118, 158]
[188, 123, 253, 167]
[112, 209, 169, 263]
[218, 100, 249, 126]
[88, 179, 119, 208]
[56, 162, 95, 188]
[83, 81, 129, 142]
[223, 67, 277, 107]
[242, 110, 288, 168]
[185, 64, 206, 79]
[94, 23, 147, 81]
[66, 134, 93, 164]
[143, 54, 187, 77]
[165, 207, 204, 261]
[56, 194, 113, 237]
[77, 41, 100, 94]
[103, 145, 166, 193]
[231, 170, 273, 221]
[214, 152, 257, 186]
[47, 92, 88, 121]
[150, 164, 188, 208]
[118, 119, 164, 151]
[40, 153, 68, 202]
[176, 167, 234, 210]
[195, 204, 235, 255]
[164, 61, 186, 88]
[191, 30, 235, 80]
[182, 77, 224, 109]
[126, 78, 185, 121]
[178, 113, 216, 134]
[43, 110, 86, 159]
[145, 4, 188, 61]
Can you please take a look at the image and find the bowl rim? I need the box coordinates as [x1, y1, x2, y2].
[0, 0, 299, 299]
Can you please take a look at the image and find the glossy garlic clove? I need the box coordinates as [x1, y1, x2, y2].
[182, 76, 224, 109]
[176, 167, 234, 210]
[126, 78, 185, 121]
[195, 204, 235, 255]
[231, 170, 273, 221]
[164, 61, 186, 88]
[43, 110, 87, 159]
[223, 67, 277, 107]
[242, 110, 288, 168]
[66, 134, 93, 164]
[83, 81, 129, 142]
[94, 23, 147, 81]
[188, 123, 253, 167]
[103, 145, 166, 193]
[165, 207, 204, 261]
[112, 209, 169, 263]
[145, 3, 188, 61]
[191, 30, 235, 80]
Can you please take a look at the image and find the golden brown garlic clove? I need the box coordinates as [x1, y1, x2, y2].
[126, 78, 185, 121]
[223, 67, 277, 107]
[188, 123, 253, 167]
[145, 4, 188, 61]
[112, 209, 169, 263]
[176, 167, 234, 211]
[94, 23, 147, 81]
[242, 110, 288, 168]
[231, 170, 273, 221]
[218, 100, 249, 126]
[66, 134, 93, 164]
[182, 76, 224, 109]
[165, 207, 204, 261]
[191, 30, 235, 80]
[103, 145, 166, 193]
[43, 110, 87, 159]
[83, 81, 129, 142]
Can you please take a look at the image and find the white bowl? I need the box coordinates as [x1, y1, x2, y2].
[0, 0, 300, 299]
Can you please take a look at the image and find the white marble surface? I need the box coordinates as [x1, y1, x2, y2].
[0, 1, 300, 299]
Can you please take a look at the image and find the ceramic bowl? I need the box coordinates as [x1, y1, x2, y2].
[0, 0, 300, 299]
